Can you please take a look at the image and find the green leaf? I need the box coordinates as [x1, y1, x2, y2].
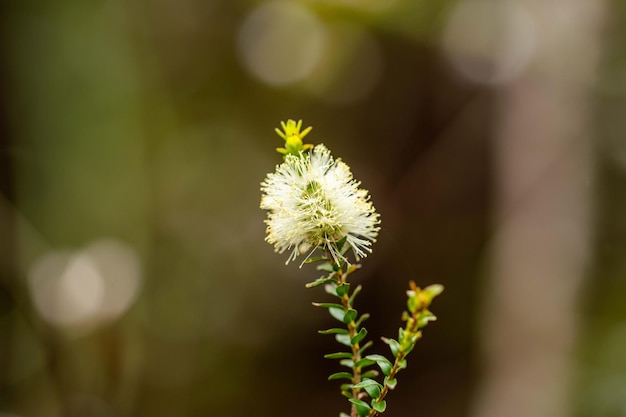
[330, 307, 346, 322]
[340, 413, 350, 417]
[397, 359, 407, 370]
[355, 313, 370, 328]
[335, 235, 348, 251]
[359, 340, 374, 355]
[371, 399, 387, 413]
[324, 352, 353, 360]
[317, 263, 335, 273]
[378, 361, 392, 376]
[336, 284, 350, 297]
[351, 328, 368, 346]
[352, 379, 382, 399]
[355, 357, 376, 368]
[382, 337, 400, 357]
[312, 302, 344, 310]
[398, 328, 405, 343]
[339, 359, 355, 368]
[352, 378, 380, 389]
[384, 377, 397, 389]
[348, 399, 371, 417]
[364, 383, 381, 399]
[407, 295, 421, 314]
[424, 283, 444, 299]
[417, 310, 437, 327]
[343, 309, 358, 324]
[362, 370, 379, 379]
[365, 354, 390, 362]
[349, 285, 362, 305]
[328, 372, 353, 381]
[366, 355, 393, 376]
[336, 334, 352, 347]
[305, 275, 335, 288]
[325, 283, 338, 295]
[319, 328, 349, 335]
[304, 256, 329, 264]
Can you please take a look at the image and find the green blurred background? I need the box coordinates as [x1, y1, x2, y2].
[0, 0, 624, 416]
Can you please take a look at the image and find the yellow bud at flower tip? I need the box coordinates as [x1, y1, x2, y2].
[274, 119, 314, 156]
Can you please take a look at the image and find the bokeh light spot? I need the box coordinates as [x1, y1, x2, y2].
[83, 238, 142, 322]
[28, 251, 103, 328]
[237, 2, 327, 86]
[27, 238, 142, 332]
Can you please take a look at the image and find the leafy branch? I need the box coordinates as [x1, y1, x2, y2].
[306, 243, 443, 417]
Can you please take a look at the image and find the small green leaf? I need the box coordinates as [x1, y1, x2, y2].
[336, 284, 350, 297]
[355, 357, 376, 368]
[336, 334, 352, 347]
[351, 328, 368, 346]
[352, 378, 379, 389]
[372, 399, 387, 413]
[340, 413, 350, 417]
[339, 359, 354, 368]
[359, 340, 374, 355]
[343, 309, 358, 324]
[397, 359, 407, 370]
[304, 256, 329, 264]
[348, 399, 371, 417]
[382, 337, 400, 357]
[325, 283, 338, 296]
[417, 310, 437, 327]
[328, 372, 353, 381]
[424, 283, 444, 299]
[353, 379, 382, 399]
[379, 361, 392, 376]
[362, 370, 379, 379]
[330, 307, 346, 322]
[316, 262, 335, 273]
[365, 354, 390, 362]
[305, 275, 335, 288]
[312, 302, 344, 310]
[335, 235, 348, 251]
[349, 285, 362, 305]
[366, 355, 393, 376]
[407, 295, 420, 313]
[324, 352, 353, 359]
[364, 383, 381, 399]
[319, 328, 349, 335]
[355, 313, 370, 328]
[384, 377, 397, 389]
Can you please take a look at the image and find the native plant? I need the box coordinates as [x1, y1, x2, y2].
[260, 120, 443, 417]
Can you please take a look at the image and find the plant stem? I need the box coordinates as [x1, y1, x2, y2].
[367, 302, 422, 416]
[334, 263, 363, 417]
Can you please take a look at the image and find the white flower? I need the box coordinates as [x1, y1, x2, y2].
[261, 144, 380, 265]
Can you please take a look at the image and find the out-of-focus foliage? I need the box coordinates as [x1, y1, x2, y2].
[0, 0, 623, 417]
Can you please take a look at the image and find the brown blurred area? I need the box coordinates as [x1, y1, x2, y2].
[0, 1, 624, 416]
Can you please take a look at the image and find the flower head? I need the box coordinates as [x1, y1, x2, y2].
[261, 143, 380, 265]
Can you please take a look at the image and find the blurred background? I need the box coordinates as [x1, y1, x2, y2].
[0, 0, 623, 416]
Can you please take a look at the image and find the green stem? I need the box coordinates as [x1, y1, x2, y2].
[339, 270, 362, 417]
[330, 258, 364, 417]
[367, 305, 422, 416]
